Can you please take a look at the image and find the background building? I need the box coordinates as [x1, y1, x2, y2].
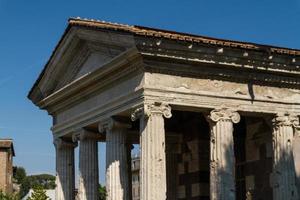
[0, 139, 15, 194]
[132, 155, 140, 200]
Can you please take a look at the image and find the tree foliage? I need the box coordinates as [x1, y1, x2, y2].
[18, 173, 55, 198]
[0, 191, 19, 200]
[25, 174, 55, 189]
[27, 186, 49, 200]
[98, 184, 106, 200]
[13, 166, 26, 184]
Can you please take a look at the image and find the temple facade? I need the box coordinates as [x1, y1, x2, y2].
[28, 18, 300, 200]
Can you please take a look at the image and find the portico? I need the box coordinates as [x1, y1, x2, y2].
[28, 18, 300, 200]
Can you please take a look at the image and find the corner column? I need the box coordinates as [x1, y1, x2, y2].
[271, 113, 299, 200]
[54, 138, 77, 200]
[132, 102, 172, 200]
[99, 118, 131, 200]
[73, 130, 100, 200]
[206, 107, 240, 200]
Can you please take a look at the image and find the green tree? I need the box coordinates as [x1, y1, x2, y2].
[27, 186, 49, 200]
[26, 174, 55, 190]
[13, 166, 26, 184]
[19, 174, 55, 198]
[0, 191, 19, 200]
[98, 184, 106, 200]
[19, 177, 31, 198]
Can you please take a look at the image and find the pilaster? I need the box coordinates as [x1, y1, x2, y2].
[73, 129, 100, 200]
[132, 102, 172, 200]
[271, 113, 299, 200]
[54, 138, 77, 200]
[99, 118, 131, 200]
[206, 107, 240, 200]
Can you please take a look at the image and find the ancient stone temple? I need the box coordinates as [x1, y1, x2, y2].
[28, 18, 300, 200]
[0, 139, 15, 194]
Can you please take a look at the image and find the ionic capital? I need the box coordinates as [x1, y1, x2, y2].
[131, 102, 172, 121]
[53, 138, 77, 149]
[98, 117, 131, 133]
[272, 113, 299, 128]
[72, 129, 101, 142]
[208, 107, 240, 123]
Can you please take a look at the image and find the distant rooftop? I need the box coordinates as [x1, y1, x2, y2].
[0, 139, 15, 156]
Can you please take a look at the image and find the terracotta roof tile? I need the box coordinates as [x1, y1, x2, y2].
[69, 17, 300, 56]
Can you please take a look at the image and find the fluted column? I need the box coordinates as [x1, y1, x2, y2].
[99, 118, 131, 200]
[206, 107, 240, 200]
[271, 113, 299, 200]
[54, 138, 77, 200]
[132, 102, 172, 200]
[73, 130, 100, 200]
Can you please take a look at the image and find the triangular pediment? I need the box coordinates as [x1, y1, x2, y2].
[52, 42, 125, 93]
[30, 27, 136, 103]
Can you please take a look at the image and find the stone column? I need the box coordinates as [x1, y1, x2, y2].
[271, 113, 299, 200]
[206, 107, 240, 200]
[73, 130, 100, 200]
[54, 138, 77, 200]
[132, 102, 172, 200]
[99, 118, 131, 200]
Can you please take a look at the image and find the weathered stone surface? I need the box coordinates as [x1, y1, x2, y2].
[54, 139, 77, 200]
[74, 130, 99, 200]
[99, 118, 131, 200]
[207, 107, 240, 200]
[28, 18, 300, 200]
[132, 102, 171, 200]
[271, 113, 299, 200]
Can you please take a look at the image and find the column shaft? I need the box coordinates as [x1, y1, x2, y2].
[132, 102, 172, 200]
[78, 133, 99, 200]
[271, 114, 299, 200]
[54, 139, 76, 200]
[207, 108, 240, 200]
[140, 112, 166, 200]
[103, 119, 130, 200]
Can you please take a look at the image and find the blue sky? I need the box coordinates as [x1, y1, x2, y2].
[0, 0, 300, 184]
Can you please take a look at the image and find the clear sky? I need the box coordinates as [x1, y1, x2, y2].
[0, 0, 300, 184]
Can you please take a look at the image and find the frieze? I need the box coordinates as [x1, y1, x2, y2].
[145, 72, 300, 103]
[142, 53, 300, 88]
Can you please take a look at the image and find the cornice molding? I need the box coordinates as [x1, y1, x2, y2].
[137, 38, 300, 77]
